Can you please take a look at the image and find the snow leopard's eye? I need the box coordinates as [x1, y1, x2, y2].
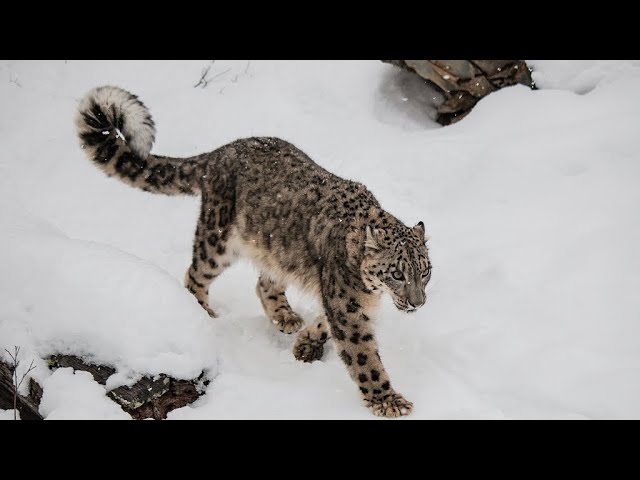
[392, 270, 404, 281]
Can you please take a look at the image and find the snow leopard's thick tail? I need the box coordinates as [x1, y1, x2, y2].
[75, 85, 204, 196]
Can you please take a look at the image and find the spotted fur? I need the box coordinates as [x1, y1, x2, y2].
[76, 85, 433, 418]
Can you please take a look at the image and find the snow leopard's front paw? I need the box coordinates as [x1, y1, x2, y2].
[364, 392, 413, 418]
[293, 332, 325, 362]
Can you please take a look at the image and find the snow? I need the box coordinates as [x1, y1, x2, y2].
[528, 60, 640, 93]
[1, 60, 639, 419]
[39, 368, 131, 420]
[0, 409, 20, 420]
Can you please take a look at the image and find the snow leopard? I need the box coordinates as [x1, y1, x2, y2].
[75, 85, 432, 418]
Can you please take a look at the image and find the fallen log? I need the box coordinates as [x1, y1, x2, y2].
[1, 355, 208, 420]
[48, 355, 209, 420]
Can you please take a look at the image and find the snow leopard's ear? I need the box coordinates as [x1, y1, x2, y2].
[413, 221, 429, 242]
[365, 225, 384, 252]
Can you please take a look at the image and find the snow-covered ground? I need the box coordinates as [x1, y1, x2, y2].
[1, 60, 640, 420]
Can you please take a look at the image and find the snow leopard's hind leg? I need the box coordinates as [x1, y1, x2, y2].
[185, 172, 237, 318]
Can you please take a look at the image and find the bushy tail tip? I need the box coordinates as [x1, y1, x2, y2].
[75, 85, 156, 159]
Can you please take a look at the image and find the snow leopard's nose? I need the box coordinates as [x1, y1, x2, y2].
[407, 299, 424, 310]
[407, 290, 426, 310]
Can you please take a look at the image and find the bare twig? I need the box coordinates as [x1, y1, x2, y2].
[194, 60, 217, 88]
[9, 73, 21, 88]
[4, 346, 37, 420]
[231, 60, 253, 84]
[202, 60, 250, 93]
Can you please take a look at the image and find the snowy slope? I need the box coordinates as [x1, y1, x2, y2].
[1, 60, 639, 419]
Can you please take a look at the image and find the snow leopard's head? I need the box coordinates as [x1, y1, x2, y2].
[361, 220, 431, 312]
